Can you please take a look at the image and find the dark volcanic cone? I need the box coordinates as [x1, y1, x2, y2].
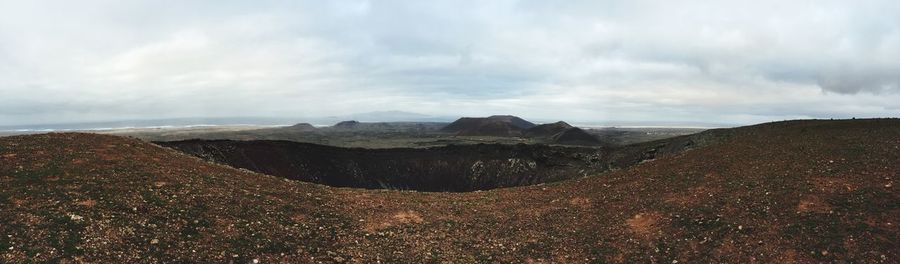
[285, 123, 317, 131]
[333, 120, 360, 129]
[551, 127, 602, 145]
[440, 115, 537, 136]
[524, 121, 574, 137]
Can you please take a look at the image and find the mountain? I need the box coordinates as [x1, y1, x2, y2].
[482, 115, 537, 130]
[313, 111, 455, 124]
[1, 119, 898, 262]
[550, 127, 602, 145]
[321, 121, 447, 133]
[440, 115, 537, 136]
[284, 123, 317, 131]
[0, 117, 302, 133]
[332, 120, 361, 129]
[522, 121, 602, 145]
[523, 121, 574, 137]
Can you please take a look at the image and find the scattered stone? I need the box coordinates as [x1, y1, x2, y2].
[2, 118, 898, 262]
[76, 199, 97, 207]
[68, 214, 83, 221]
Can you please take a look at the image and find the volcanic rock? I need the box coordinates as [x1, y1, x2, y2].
[551, 127, 602, 145]
[524, 121, 574, 137]
[440, 115, 537, 136]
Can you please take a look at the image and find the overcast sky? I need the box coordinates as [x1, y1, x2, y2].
[1, 0, 899, 126]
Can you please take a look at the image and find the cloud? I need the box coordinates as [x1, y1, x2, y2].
[0, 0, 899, 126]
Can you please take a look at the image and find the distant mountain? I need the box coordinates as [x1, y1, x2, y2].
[284, 123, 317, 131]
[522, 121, 602, 145]
[0, 117, 299, 132]
[318, 121, 447, 133]
[524, 121, 573, 137]
[551, 127, 602, 145]
[483, 115, 537, 130]
[333, 120, 361, 129]
[316, 111, 454, 124]
[441, 115, 537, 136]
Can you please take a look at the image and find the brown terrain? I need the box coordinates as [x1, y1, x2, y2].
[1, 119, 898, 262]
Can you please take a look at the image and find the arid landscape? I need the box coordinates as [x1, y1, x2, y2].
[1, 118, 897, 262]
[100, 116, 703, 149]
[2, 1, 899, 263]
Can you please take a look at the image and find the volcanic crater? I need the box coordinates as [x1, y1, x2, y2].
[156, 126, 705, 192]
[157, 140, 613, 192]
[155, 116, 703, 192]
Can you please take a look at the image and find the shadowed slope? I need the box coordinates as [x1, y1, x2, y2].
[1, 119, 898, 262]
[524, 121, 573, 137]
[156, 140, 608, 192]
[552, 127, 602, 145]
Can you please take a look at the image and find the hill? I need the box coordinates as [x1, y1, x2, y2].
[1, 119, 898, 262]
[524, 121, 603, 145]
[332, 120, 361, 129]
[284, 123, 317, 131]
[551, 127, 603, 145]
[440, 115, 537, 136]
[523, 121, 573, 137]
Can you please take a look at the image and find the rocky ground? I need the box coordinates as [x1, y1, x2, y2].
[0, 119, 897, 263]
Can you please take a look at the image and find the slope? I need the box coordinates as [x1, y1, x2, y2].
[523, 121, 573, 137]
[156, 140, 608, 192]
[1, 119, 898, 262]
[551, 127, 603, 145]
[440, 115, 537, 136]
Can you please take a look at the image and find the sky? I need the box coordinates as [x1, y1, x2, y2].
[1, 0, 899, 126]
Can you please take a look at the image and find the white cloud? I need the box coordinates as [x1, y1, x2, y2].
[0, 0, 898, 126]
